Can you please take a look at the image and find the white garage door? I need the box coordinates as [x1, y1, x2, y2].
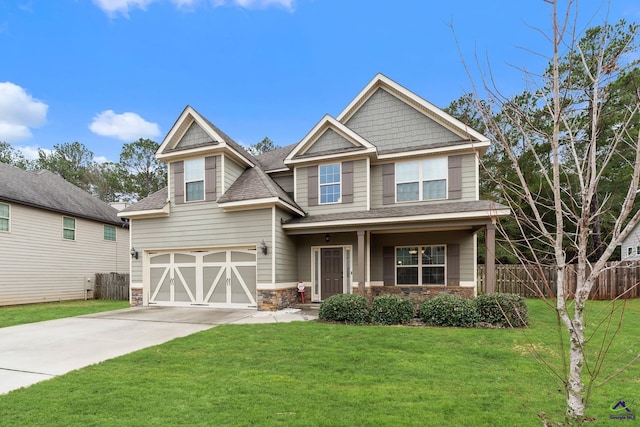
[148, 248, 257, 308]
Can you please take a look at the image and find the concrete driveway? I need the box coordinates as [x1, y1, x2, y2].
[0, 306, 316, 395]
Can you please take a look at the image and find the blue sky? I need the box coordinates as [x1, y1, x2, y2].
[1, 0, 639, 163]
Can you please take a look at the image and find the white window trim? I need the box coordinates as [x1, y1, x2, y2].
[0, 202, 9, 233]
[318, 162, 342, 205]
[63, 216, 76, 241]
[395, 244, 446, 286]
[184, 158, 205, 202]
[395, 158, 447, 203]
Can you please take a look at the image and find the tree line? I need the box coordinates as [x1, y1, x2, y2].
[0, 138, 166, 203]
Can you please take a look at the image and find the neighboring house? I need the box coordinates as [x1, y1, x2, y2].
[119, 74, 509, 310]
[621, 222, 640, 260]
[0, 163, 129, 306]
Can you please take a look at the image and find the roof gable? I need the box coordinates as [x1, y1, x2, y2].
[337, 73, 489, 147]
[156, 106, 255, 167]
[285, 115, 376, 165]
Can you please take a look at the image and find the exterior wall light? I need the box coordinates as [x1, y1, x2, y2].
[260, 240, 268, 255]
[325, 234, 330, 243]
[130, 247, 139, 259]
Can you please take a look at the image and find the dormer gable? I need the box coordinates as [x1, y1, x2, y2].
[284, 115, 376, 166]
[156, 105, 254, 168]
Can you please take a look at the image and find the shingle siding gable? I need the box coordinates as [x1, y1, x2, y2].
[345, 88, 461, 152]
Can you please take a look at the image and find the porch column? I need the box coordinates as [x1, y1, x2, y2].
[485, 222, 496, 294]
[357, 230, 366, 296]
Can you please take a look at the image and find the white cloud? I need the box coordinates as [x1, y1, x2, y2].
[0, 82, 48, 143]
[89, 110, 161, 141]
[93, 0, 294, 16]
[92, 0, 155, 17]
[230, 0, 294, 10]
[94, 155, 110, 164]
[15, 145, 51, 161]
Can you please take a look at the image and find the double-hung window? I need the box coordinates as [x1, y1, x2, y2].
[396, 245, 445, 285]
[0, 203, 9, 232]
[63, 217, 76, 240]
[185, 158, 205, 202]
[319, 163, 341, 204]
[104, 225, 116, 241]
[396, 158, 447, 202]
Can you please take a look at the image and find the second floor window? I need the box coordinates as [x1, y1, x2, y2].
[396, 158, 447, 202]
[319, 163, 341, 204]
[0, 203, 9, 232]
[63, 217, 76, 240]
[185, 158, 205, 202]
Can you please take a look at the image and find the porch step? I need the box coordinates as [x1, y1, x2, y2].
[293, 303, 321, 310]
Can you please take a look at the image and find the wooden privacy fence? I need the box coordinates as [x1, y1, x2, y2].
[94, 273, 130, 300]
[478, 262, 640, 300]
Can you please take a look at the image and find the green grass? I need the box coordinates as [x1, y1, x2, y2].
[0, 300, 130, 328]
[0, 299, 638, 426]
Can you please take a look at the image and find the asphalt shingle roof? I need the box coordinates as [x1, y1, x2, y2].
[284, 200, 509, 225]
[0, 162, 124, 225]
[120, 188, 168, 213]
[255, 143, 296, 171]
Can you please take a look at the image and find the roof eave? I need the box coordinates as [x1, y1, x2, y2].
[118, 203, 171, 219]
[218, 197, 305, 216]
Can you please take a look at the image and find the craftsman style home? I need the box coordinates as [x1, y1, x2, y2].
[119, 74, 508, 310]
[0, 163, 129, 306]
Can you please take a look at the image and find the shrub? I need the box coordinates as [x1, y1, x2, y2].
[370, 294, 415, 325]
[475, 293, 528, 327]
[319, 294, 369, 325]
[420, 294, 479, 327]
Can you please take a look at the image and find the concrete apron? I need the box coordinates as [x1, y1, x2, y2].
[0, 306, 317, 395]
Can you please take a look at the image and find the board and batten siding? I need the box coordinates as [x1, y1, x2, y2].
[345, 88, 462, 152]
[295, 159, 368, 214]
[370, 153, 478, 209]
[370, 231, 475, 285]
[130, 203, 273, 284]
[0, 203, 128, 306]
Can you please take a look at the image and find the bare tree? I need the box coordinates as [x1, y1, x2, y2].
[462, 1, 640, 424]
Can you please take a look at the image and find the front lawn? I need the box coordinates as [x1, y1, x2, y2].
[0, 299, 638, 426]
[0, 300, 130, 328]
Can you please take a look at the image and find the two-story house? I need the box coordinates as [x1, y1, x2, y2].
[0, 162, 129, 306]
[119, 74, 509, 310]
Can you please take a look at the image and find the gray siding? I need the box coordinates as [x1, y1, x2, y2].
[296, 159, 368, 214]
[304, 129, 355, 155]
[0, 203, 129, 306]
[370, 231, 475, 284]
[175, 122, 214, 149]
[131, 203, 273, 284]
[271, 174, 294, 196]
[274, 208, 298, 283]
[224, 156, 246, 193]
[461, 153, 477, 200]
[345, 88, 461, 152]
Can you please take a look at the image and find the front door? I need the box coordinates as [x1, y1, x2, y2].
[321, 248, 343, 299]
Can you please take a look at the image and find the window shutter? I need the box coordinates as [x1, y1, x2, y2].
[205, 156, 217, 202]
[382, 163, 395, 205]
[447, 243, 460, 286]
[448, 155, 462, 200]
[342, 161, 354, 204]
[308, 165, 318, 206]
[173, 161, 184, 205]
[383, 246, 395, 286]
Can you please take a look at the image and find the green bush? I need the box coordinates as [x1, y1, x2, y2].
[319, 294, 369, 325]
[370, 294, 415, 325]
[475, 293, 528, 327]
[420, 294, 479, 327]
